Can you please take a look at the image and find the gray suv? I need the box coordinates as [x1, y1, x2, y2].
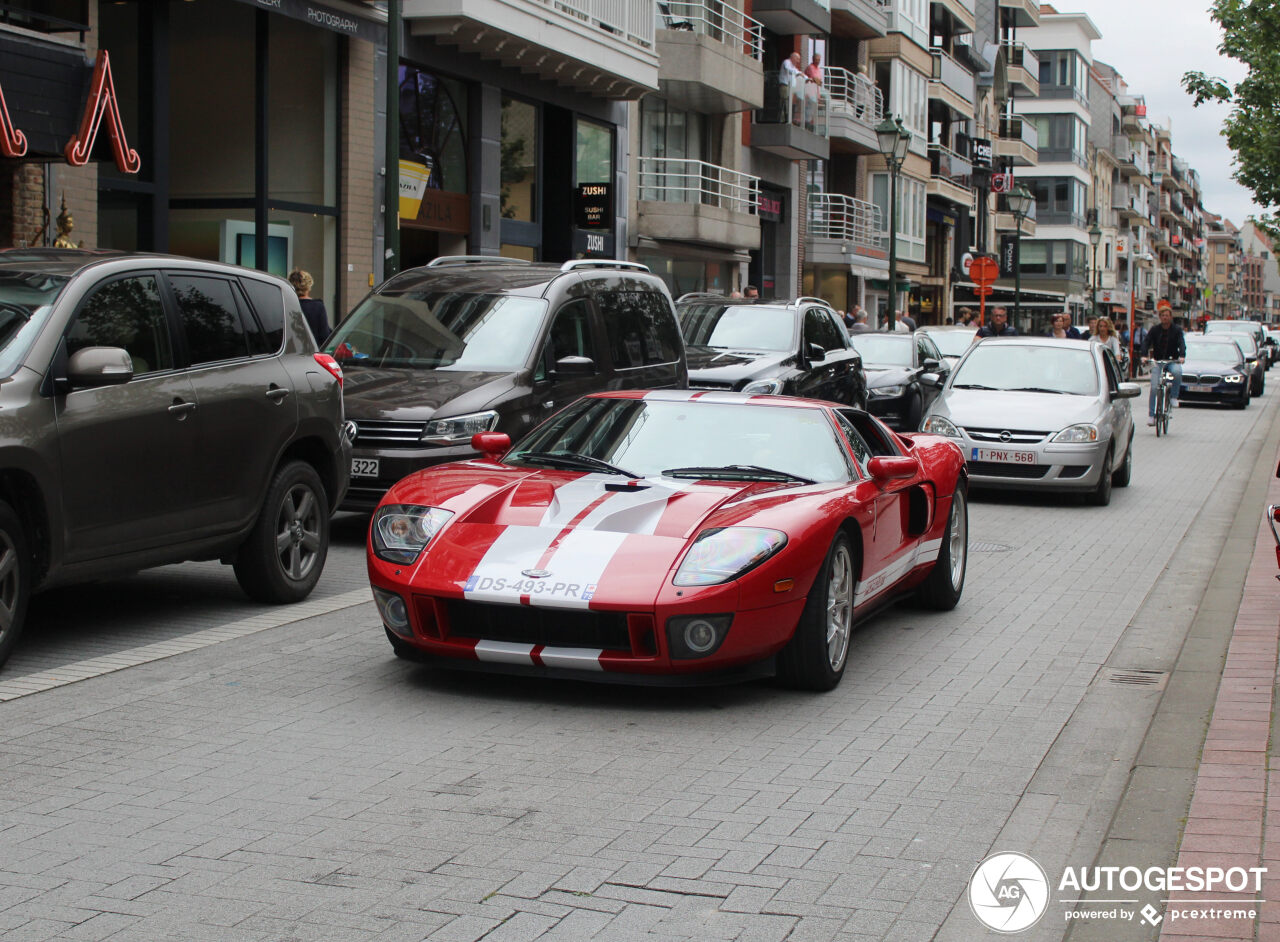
[0, 249, 351, 669]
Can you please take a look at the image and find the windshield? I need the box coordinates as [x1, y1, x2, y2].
[325, 291, 547, 371]
[509, 397, 852, 482]
[0, 270, 68, 378]
[951, 343, 1100, 396]
[1186, 340, 1243, 365]
[848, 334, 913, 368]
[926, 330, 977, 358]
[1206, 322, 1259, 339]
[678, 304, 796, 353]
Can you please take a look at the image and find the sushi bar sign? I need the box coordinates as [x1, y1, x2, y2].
[0, 50, 140, 173]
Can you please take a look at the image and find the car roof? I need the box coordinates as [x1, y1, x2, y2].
[587, 390, 837, 411]
[973, 336, 1101, 351]
[920, 325, 977, 331]
[0, 250, 289, 282]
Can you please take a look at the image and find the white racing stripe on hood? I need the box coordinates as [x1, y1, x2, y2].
[536, 473, 617, 528]
[463, 526, 561, 604]
[532, 529, 628, 609]
[854, 537, 945, 607]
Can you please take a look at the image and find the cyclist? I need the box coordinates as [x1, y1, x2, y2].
[1140, 302, 1186, 427]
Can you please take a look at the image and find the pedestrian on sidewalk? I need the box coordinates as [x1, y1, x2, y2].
[1093, 317, 1121, 357]
[288, 269, 330, 344]
[976, 306, 1017, 338]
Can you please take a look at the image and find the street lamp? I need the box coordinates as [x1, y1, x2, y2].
[1006, 184, 1034, 330]
[1088, 221, 1102, 323]
[876, 116, 911, 331]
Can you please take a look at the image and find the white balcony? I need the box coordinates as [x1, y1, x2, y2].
[807, 193, 888, 271]
[994, 116, 1036, 166]
[1003, 42, 1038, 98]
[657, 0, 764, 112]
[929, 48, 974, 116]
[998, 0, 1039, 27]
[753, 72, 830, 160]
[406, 0, 659, 99]
[636, 157, 761, 249]
[826, 67, 883, 155]
[751, 0, 830, 37]
[831, 0, 888, 39]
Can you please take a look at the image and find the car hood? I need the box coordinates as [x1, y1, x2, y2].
[935, 388, 1103, 430]
[865, 366, 916, 388]
[341, 366, 516, 421]
[685, 345, 793, 384]
[1184, 357, 1245, 375]
[386, 464, 841, 606]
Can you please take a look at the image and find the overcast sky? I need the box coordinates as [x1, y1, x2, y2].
[1069, 0, 1258, 225]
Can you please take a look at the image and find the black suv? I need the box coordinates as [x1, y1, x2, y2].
[676, 295, 866, 408]
[0, 250, 351, 669]
[328, 258, 688, 510]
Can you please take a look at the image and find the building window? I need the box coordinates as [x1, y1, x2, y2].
[400, 67, 468, 195]
[501, 97, 539, 222]
[871, 173, 926, 263]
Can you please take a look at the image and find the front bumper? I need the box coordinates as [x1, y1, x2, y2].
[1179, 379, 1248, 405]
[952, 432, 1111, 491]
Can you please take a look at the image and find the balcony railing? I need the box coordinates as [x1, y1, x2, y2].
[825, 67, 883, 129]
[637, 157, 760, 215]
[928, 143, 972, 188]
[930, 48, 975, 105]
[808, 193, 883, 250]
[1002, 41, 1038, 75]
[758, 71, 829, 136]
[999, 116, 1037, 148]
[656, 0, 763, 59]
[551, 0, 657, 49]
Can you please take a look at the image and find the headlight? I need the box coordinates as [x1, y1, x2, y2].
[372, 586, 412, 636]
[421, 410, 499, 445]
[371, 504, 454, 564]
[922, 415, 961, 438]
[869, 385, 907, 398]
[1053, 424, 1099, 443]
[666, 615, 733, 659]
[1225, 373, 1244, 383]
[741, 377, 785, 395]
[674, 527, 787, 587]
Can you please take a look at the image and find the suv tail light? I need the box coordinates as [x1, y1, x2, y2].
[313, 353, 343, 387]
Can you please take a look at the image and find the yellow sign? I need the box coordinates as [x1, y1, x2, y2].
[398, 159, 432, 219]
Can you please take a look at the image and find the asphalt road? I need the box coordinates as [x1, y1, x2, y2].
[0, 389, 1276, 941]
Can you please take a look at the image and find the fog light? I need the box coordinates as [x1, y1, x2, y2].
[665, 614, 732, 659]
[373, 587, 411, 637]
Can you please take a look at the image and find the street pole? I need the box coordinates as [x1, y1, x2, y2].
[1091, 243, 1098, 323]
[383, 0, 401, 282]
[887, 165, 898, 332]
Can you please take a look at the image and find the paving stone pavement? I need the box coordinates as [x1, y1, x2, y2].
[0, 394, 1277, 942]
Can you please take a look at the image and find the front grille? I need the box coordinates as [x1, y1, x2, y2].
[1058, 465, 1091, 479]
[445, 600, 632, 651]
[967, 461, 1049, 479]
[965, 427, 1050, 444]
[1184, 374, 1222, 385]
[350, 418, 426, 446]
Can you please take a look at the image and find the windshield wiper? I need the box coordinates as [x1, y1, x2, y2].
[952, 383, 1000, 390]
[662, 464, 815, 484]
[1009, 386, 1068, 395]
[516, 451, 640, 478]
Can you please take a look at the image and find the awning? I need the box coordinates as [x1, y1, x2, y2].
[849, 264, 889, 279]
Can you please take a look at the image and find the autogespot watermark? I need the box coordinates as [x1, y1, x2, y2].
[968, 854, 1267, 933]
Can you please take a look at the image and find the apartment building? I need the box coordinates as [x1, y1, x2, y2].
[1206, 215, 1243, 318]
[1241, 221, 1280, 322]
[0, 0, 385, 316]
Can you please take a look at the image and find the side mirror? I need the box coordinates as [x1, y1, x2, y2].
[552, 355, 596, 378]
[472, 432, 511, 461]
[1115, 382, 1141, 399]
[66, 346, 133, 388]
[921, 372, 942, 387]
[922, 357, 942, 372]
[867, 455, 918, 484]
[808, 343, 826, 363]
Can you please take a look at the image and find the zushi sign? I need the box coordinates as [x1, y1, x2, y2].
[575, 183, 612, 230]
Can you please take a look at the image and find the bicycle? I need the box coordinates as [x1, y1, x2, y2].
[1147, 358, 1179, 437]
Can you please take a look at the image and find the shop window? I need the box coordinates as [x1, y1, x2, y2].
[501, 97, 538, 222]
[400, 66, 468, 195]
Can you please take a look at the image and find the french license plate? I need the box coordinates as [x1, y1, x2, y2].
[351, 457, 380, 478]
[1185, 384, 1212, 393]
[971, 448, 1036, 465]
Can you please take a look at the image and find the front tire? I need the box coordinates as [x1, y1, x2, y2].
[0, 500, 31, 671]
[1088, 447, 1114, 506]
[234, 461, 330, 603]
[777, 531, 857, 692]
[1111, 435, 1133, 487]
[916, 486, 967, 610]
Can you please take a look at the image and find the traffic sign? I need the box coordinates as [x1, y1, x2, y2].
[970, 255, 999, 287]
[974, 285, 993, 298]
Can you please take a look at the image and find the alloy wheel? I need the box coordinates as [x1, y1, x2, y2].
[0, 530, 17, 640]
[275, 483, 322, 582]
[949, 490, 967, 590]
[826, 544, 854, 671]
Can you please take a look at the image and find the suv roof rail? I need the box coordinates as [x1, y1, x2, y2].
[675, 291, 729, 303]
[794, 296, 833, 308]
[559, 259, 651, 274]
[427, 255, 531, 268]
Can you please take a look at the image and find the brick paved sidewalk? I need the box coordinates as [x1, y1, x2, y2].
[1159, 449, 1280, 941]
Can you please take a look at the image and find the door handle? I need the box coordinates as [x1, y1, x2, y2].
[265, 386, 291, 401]
[168, 399, 197, 418]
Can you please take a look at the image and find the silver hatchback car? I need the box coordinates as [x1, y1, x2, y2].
[921, 337, 1140, 505]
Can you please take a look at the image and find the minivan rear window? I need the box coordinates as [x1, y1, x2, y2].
[326, 292, 547, 371]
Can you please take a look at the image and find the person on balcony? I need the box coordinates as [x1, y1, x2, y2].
[781, 53, 808, 125]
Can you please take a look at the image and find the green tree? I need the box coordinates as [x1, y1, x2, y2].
[1184, 0, 1280, 237]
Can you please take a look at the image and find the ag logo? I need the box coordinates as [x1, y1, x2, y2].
[968, 852, 1049, 933]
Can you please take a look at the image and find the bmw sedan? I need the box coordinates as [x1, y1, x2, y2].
[921, 338, 1140, 506]
[848, 331, 949, 430]
[1180, 337, 1251, 409]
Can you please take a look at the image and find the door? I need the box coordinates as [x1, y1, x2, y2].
[916, 333, 948, 412]
[166, 272, 299, 532]
[800, 307, 850, 402]
[55, 272, 199, 560]
[534, 298, 607, 421]
[1101, 348, 1131, 458]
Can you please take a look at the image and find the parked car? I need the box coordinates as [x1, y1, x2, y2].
[1205, 320, 1270, 373]
[676, 295, 866, 407]
[0, 249, 350, 670]
[368, 390, 967, 691]
[918, 325, 978, 368]
[327, 258, 687, 511]
[1180, 336, 1252, 409]
[1219, 331, 1267, 396]
[922, 337, 1138, 506]
[847, 331, 950, 430]
[1267, 328, 1280, 365]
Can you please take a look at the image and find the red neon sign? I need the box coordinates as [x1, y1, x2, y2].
[0, 81, 26, 158]
[64, 50, 140, 174]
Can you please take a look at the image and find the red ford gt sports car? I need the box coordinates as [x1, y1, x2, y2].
[367, 390, 968, 691]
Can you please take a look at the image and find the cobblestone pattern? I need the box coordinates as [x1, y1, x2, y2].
[0, 399, 1276, 941]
